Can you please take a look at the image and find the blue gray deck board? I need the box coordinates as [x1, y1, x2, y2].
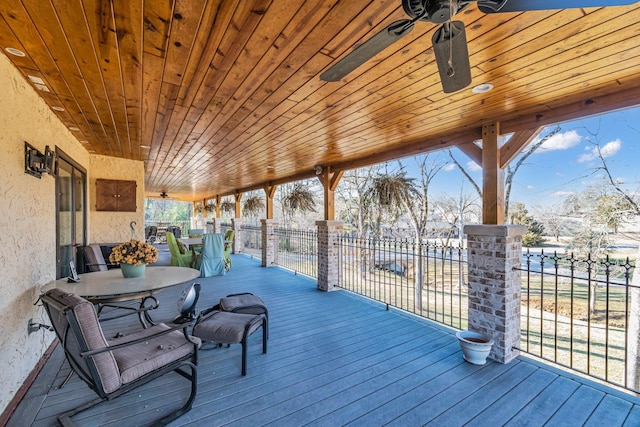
[8, 252, 640, 426]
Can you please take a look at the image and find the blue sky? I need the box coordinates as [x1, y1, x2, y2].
[403, 105, 640, 210]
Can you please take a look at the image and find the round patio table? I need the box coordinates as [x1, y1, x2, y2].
[43, 266, 200, 327]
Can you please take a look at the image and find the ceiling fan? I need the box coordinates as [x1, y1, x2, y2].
[320, 0, 638, 93]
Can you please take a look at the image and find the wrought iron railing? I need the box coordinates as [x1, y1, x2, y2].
[242, 225, 262, 259]
[233, 224, 639, 393]
[517, 250, 637, 393]
[274, 228, 318, 278]
[220, 222, 232, 234]
[337, 236, 468, 330]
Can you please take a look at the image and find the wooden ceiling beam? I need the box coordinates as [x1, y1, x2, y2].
[457, 142, 483, 167]
[500, 127, 542, 169]
[501, 85, 640, 134]
[331, 128, 484, 173]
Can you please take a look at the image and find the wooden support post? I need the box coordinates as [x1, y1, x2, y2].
[215, 195, 221, 218]
[482, 122, 504, 224]
[264, 184, 277, 219]
[234, 191, 243, 218]
[318, 166, 343, 221]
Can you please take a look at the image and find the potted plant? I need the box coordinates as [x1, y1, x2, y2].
[455, 330, 494, 365]
[220, 199, 235, 215]
[243, 194, 265, 216]
[204, 201, 216, 213]
[109, 239, 159, 278]
[282, 184, 316, 211]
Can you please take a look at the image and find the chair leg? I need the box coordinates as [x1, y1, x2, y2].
[262, 318, 268, 354]
[241, 339, 247, 376]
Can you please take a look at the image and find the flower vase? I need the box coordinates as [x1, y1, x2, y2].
[121, 263, 146, 278]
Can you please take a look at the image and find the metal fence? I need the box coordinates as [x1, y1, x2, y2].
[242, 224, 262, 259]
[337, 236, 468, 330]
[274, 228, 318, 278]
[517, 249, 637, 393]
[226, 224, 640, 393]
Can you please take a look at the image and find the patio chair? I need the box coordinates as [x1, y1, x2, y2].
[168, 225, 182, 238]
[192, 308, 266, 376]
[194, 233, 225, 277]
[40, 288, 200, 426]
[187, 228, 204, 254]
[167, 231, 193, 267]
[82, 244, 116, 272]
[223, 229, 234, 271]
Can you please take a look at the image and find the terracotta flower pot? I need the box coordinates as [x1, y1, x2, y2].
[456, 330, 494, 365]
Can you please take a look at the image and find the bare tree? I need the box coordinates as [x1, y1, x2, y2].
[558, 119, 640, 389]
[336, 167, 380, 239]
[336, 166, 383, 278]
[584, 138, 640, 390]
[433, 190, 480, 247]
[395, 156, 446, 311]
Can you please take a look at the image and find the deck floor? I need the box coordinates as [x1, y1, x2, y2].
[8, 250, 640, 426]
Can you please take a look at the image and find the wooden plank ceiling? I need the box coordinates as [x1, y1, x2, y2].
[1, 0, 639, 201]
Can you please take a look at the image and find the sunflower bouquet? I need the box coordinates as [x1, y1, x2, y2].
[109, 239, 158, 266]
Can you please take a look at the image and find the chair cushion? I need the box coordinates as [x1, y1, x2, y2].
[46, 289, 121, 394]
[193, 311, 262, 344]
[110, 323, 201, 385]
[220, 294, 266, 316]
[176, 240, 187, 254]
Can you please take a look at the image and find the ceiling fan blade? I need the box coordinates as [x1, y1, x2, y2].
[478, 0, 638, 13]
[432, 21, 472, 93]
[320, 20, 414, 82]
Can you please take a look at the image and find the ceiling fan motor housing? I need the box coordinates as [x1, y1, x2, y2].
[403, 0, 460, 23]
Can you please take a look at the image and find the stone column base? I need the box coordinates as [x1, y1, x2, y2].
[316, 220, 343, 292]
[464, 224, 526, 364]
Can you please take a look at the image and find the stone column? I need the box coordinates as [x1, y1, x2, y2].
[231, 217, 244, 254]
[316, 220, 343, 292]
[464, 224, 527, 364]
[261, 219, 278, 267]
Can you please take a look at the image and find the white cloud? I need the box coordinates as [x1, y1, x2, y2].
[578, 139, 622, 163]
[442, 163, 456, 172]
[526, 185, 535, 190]
[467, 161, 482, 172]
[552, 191, 575, 197]
[535, 130, 582, 153]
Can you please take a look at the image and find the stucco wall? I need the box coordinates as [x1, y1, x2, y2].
[0, 52, 144, 414]
[0, 52, 87, 412]
[89, 155, 145, 243]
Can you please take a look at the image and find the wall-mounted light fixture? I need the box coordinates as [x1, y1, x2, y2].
[24, 142, 56, 179]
